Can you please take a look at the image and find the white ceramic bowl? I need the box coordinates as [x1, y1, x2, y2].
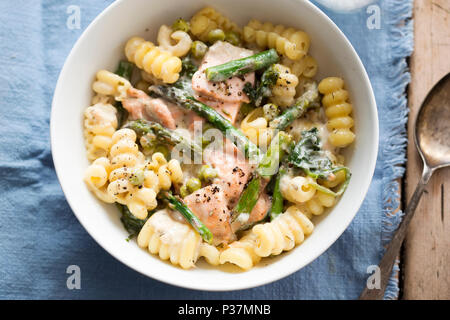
[51, 0, 378, 291]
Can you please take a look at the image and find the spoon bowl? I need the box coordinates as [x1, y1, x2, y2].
[415, 73, 450, 169]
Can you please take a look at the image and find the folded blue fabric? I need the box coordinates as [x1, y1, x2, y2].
[0, 0, 412, 299]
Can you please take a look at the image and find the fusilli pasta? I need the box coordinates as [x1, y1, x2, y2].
[92, 70, 131, 101]
[219, 232, 261, 270]
[240, 108, 273, 147]
[106, 129, 157, 219]
[137, 210, 220, 269]
[108, 135, 182, 219]
[84, 157, 115, 203]
[301, 191, 335, 216]
[243, 19, 310, 60]
[270, 64, 299, 108]
[190, 7, 241, 42]
[281, 55, 318, 78]
[280, 174, 316, 204]
[84, 103, 118, 161]
[252, 205, 314, 257]
[318, 77, 355, 147]
[145, 152, 183, 193]
[157, 25, 192, 57]
[108, 129, 145, 171]
[124, 36, 182, 84]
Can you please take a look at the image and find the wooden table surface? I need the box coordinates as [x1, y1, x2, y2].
[402, 0, 450, 299]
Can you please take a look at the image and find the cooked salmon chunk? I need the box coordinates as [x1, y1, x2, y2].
[183, 139, 255, 244]
[195, 94, 242, 124]
[248, 192, 270, 225]
[192, 41, 255, 123]
[184, 184, 236, 245]
[203, 139, 253, 206]
[122, 88, 177, 129]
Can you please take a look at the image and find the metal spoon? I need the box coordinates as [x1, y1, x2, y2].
[359, 72, 450, 300]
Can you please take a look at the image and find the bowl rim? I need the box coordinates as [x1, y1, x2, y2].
[50, 0, 379, 291]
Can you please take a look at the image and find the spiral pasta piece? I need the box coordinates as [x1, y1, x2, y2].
[84, 103, 118, 161]
[84, 157, 115, 203]
[243, 19, 310, 60]
[108, 129, 144, 170]
[144, 152, 183, 193]
[281, 55, 318, 78]
[157, 25, 192, 57]
[109, 138, 182, 219]
[301, 191, 336, 216]
[252, 206, 314, 257]
[270, 64, 299, 107]
[124, 37, 182, 83]
[137, 210, 220, 269]
[280, 175, 316, 204]
[318, 77, 355, 148]
[219, 232, 261, 270]
[280, 172, 336, 216]
[240, 107, 273, 147]
[105, 129, 157, 219]
[92, 70, 131, 101]
[190, 7, 241, 42]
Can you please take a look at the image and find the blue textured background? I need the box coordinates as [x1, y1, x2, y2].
[0, 0, 412, 299]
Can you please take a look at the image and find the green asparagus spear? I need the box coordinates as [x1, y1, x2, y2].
[186, 98, 259, 158]
[114, 61, 134, 127]
[164, 192, 213, 244]
[256, 131, 292, 178]
[233, 176, 262, 218]
[150, 81, 259, 159]
[232, 131, 292, 220]
[125, 119, 202, 156]
[269, 82, 319, 131]
[205, 49, 279, 82]
[269, 167, 285, 221]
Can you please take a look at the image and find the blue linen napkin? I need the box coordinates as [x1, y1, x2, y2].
[0, 0, 412, 299]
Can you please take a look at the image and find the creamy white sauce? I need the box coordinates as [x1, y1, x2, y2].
[150, 209, 191, 245]
[236, 212, 250, 224]
[287, 118, 336, 153]
[169, 209, 188, 224]
[85, 103, 117, 129]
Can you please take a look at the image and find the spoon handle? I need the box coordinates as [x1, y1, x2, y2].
[359, 164, 434, 300]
